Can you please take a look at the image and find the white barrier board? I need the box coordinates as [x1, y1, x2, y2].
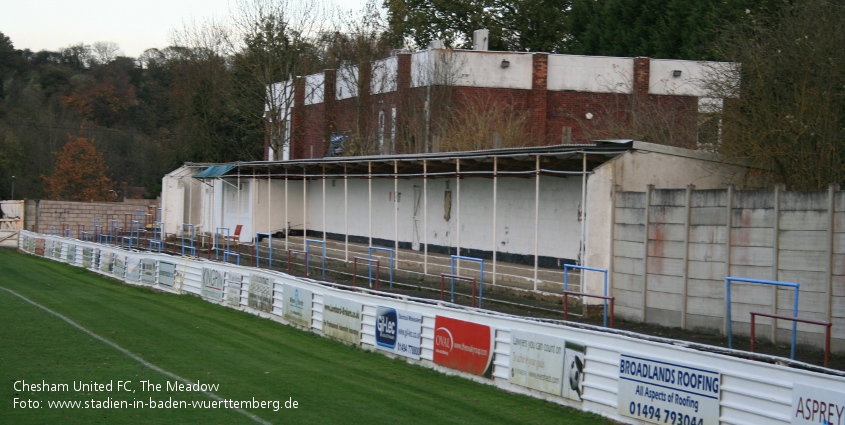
[618, 354, 720, 425]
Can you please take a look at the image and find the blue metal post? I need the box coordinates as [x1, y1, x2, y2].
[307, 239, 327, 279]
[450, 255, 485, 307]
[726, 276, 800, 359]
[368, 247, 395, 288]
[181, 224, 196, 256]
[256, 232, 273, 268]
[563, 264, 609, 328]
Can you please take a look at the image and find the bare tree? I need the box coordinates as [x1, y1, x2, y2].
[703, 0, 845, 190]
[326, 0, 395, 155]
[229, 0, 337, 160]
[91, 41, 124, 64]
[436, 90, 531, 152]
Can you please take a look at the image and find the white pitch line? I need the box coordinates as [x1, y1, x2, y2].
[0, 286, 272, 425]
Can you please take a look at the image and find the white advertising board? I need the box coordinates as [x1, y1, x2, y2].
[562, 341, 586, 402]
[201, 268, 224, 302]
[792, 384, 845, 425]
[509, 330, 566, 396]
[66, 244, 76, 263]
[126, 256, 141, 282]
[99, 251, 113, 273]
[140, 259, 156, 284]
[113, 253, 126, 278]
[508, 330, 586, 401]
[82, 248, 93, 268]
[247, 273, 274, 313]
[282, 283, 312, 328]
[374, 306, 422, 360]
[618, 354, 720, 425]
[322, 295, 363, 344]
[157, 261, 176, 287]
[225, 273, 242, 306]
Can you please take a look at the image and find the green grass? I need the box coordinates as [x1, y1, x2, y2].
[0, 249, 614, 424]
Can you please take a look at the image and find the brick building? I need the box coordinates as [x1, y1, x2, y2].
[265, 48, 736, 160]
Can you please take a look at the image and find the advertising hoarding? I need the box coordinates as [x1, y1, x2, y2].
[618, 354, 720, 425]
[248, 273, 274, 313]
[792, 384, 845, 425]
[99, 251, 113, 273]
[201, 268, 224, 302]
[283, 283, 312, 328]
[225, 273, 242, 306]
[157, 261, 176, 287]
[509, 330, 567, 397]
[562, 341, 586, 401]
[113, 253, 126, 278]
[375, 306, 423, 360]
[433, 316, 492, 376]
[126, 257, 141, 282]
[140, 259, 156, 284]
[66, 244, 76, 264]
[82, 248, 93, 268]
[322, 295, 363, 344]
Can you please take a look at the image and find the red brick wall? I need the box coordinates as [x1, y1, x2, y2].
[281, 54, 703, 159]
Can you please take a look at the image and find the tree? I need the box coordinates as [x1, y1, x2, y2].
[384, 0, 570, 52]
[705, 0, 845, 190]
[436, 91, 531, 152]
[42, 135, 113, 201]
[91, 41, 124, 65]
[228, 0, 336, 160]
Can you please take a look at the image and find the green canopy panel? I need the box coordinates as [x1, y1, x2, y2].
[193, 165, 234, 179]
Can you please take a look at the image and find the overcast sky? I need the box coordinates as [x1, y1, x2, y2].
[2, 0, 370, 58]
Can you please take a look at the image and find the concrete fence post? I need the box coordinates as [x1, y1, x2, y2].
[642, 184, 653, 322]
[827, 183, 839, 327]
[771, 183, 783, 343]
[681, 184, 694, 329]
[723, 185, 735, 336]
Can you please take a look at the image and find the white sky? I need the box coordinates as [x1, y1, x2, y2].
[2, 0, 370, 58]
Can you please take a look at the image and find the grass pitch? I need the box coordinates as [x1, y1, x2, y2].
[0, 249, 614, 424]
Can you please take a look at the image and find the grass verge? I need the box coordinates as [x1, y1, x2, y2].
[0, 249, 615, 424]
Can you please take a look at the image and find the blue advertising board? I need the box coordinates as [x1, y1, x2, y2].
[375, 306, 422, 360]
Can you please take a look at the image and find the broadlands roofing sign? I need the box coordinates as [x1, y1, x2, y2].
[433, 316, 492, 376]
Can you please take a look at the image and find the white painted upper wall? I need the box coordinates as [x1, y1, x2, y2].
[304, 73, 324, 105]
[410, 50, 435, 87]
[265, 81, 292, 112]
[411, 49, 532, 90]
[371, 57, 398, 94]
[447, 51, 533, 89]
[336, 66, 359, 100]
[649, 59, 739, 97]
[547, 55, 633, 94]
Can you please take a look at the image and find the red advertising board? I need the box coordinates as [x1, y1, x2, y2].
[433, 316, 492, 376]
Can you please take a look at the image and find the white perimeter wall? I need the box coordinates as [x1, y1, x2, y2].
[23, 231, 845, 425]
[586, 148, 752, 297]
